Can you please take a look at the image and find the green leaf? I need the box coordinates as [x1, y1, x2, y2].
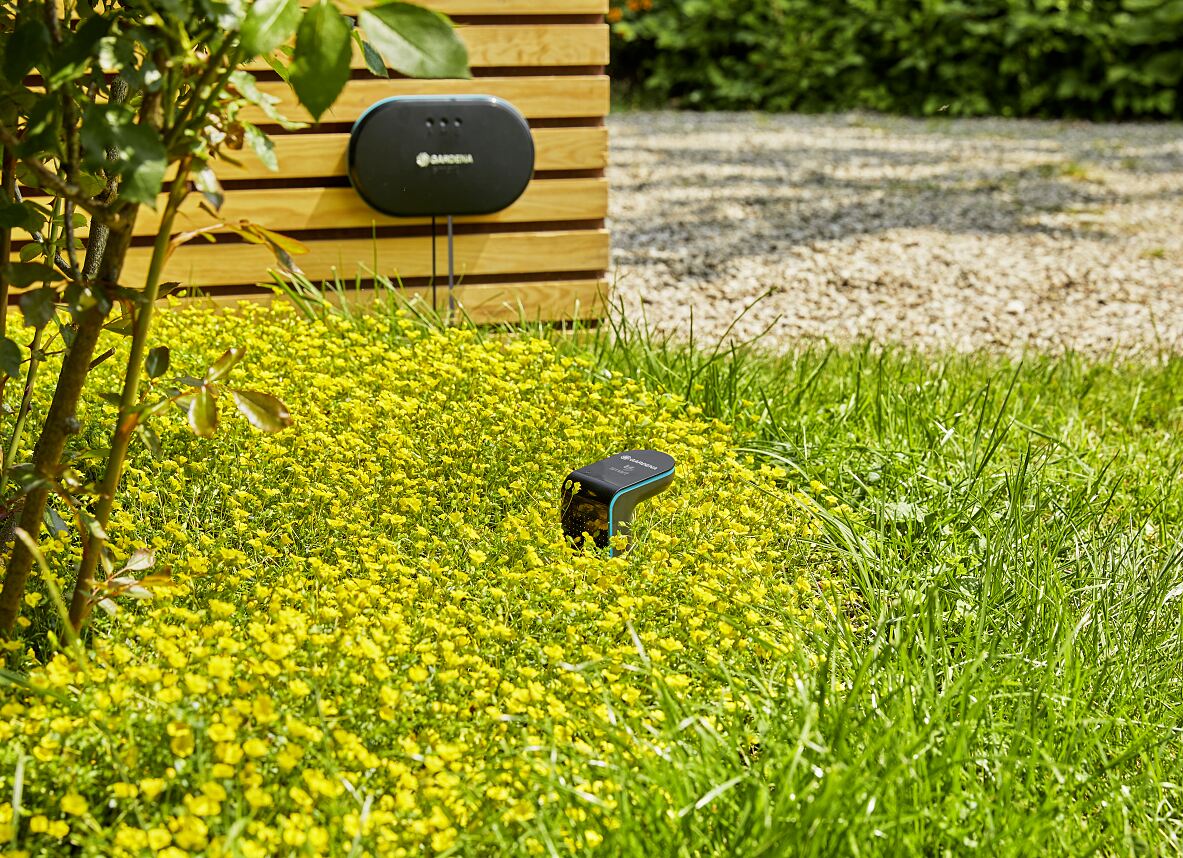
[80, 104, 167, 207]
[10, 263, 63, 289]
[0, 338, 23, 378]
[4, 19, 51, 81]
[0, 201, 45, 233]
[353, 31, 390, 77]
[243, 122, 279, 171]
[136, 424, 163, 458]
[46, 15, 112, 88]
[241, 0, 303, 56]
[228, 71, 305, 130]
[188, 386, 218, 437]
[358, 2, 470, 79]
[146, 346, 171, 379]
[121, 548, 156, 572]
[17, 244, 43, 263]
[206, 346, 246, 382]
[232, 389, 292, 432]
[290, 0, 354, 120]
[82, 513, 108, 541]
[19, 286, 57, 328]
[193, 165, 224, 211]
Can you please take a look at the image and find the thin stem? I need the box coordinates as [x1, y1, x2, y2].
[0, 327, 46, 499]
[0, 148, 15, 335]
[12, 185, 77, 279]
[61, 83, 83, 279]
[67, 156, 193, 630]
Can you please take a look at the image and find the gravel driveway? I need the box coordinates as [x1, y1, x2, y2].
[607, 112, 1183, 356]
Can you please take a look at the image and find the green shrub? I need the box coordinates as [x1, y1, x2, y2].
[610, 0, 1183, 118]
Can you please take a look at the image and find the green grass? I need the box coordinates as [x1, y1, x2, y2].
[5, 272, 1182, 855]
[537, 308, 1183, 855]
[273, 277, 1183, 853]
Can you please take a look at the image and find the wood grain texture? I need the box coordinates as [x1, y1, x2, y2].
[69, 10, 611, 323]
[122, 230, 610, 287]
[243, 76, 609, 124]
[413, 0, 608, 13]
[204, 126, 608, 182]
[242, 24, 608, 71]
[295, 0, 610, 10]
[186, 279, 609, 322]
[135, 179, 607, 236]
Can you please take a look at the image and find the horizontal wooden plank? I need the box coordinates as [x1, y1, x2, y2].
[243, 76, 609, 125]
[242, 25, 608, 71]
[122, 229, 609, 287]
[206, 126, 607, 182]
[295, 0, 608, 13]
[420, 0, 608, 13]
[186, 279, 610, 323]
[135, 178, 606, 236]
[452, 24, 607, 67]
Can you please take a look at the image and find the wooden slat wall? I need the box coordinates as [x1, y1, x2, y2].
[143, 3, 611, 321]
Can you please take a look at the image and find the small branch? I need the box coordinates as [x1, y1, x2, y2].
[0, 327, 45, 499]
[0, 149, 15, 333]
[61, 88, 83, 280]
[11, 185, 75, 281]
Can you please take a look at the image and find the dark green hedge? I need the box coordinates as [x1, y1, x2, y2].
[609, 0, 1183, 118]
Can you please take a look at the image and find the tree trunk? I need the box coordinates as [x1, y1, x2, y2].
[0, 218, 133, 640]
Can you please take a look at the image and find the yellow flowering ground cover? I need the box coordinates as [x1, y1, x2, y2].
[0, 304, 853, 856]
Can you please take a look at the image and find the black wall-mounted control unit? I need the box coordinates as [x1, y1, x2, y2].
[562, 450, 676, 556]
[348, 95, 535, 217]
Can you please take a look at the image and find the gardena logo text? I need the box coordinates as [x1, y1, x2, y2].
[620, 455, 659, 470]
[416, 152, 475, 168]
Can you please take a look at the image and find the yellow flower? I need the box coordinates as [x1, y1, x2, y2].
[60, 793, 88, 816]
[245, 787, 273, 809]
[167, 723, 195, 758]
[140, 778, 167, 799]
[207, 722, 235, 743]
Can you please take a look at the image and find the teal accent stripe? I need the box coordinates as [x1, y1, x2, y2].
[607, 467, 674, 558]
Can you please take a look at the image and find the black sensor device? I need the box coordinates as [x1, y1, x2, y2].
[562, 450, 676, 556]
[348, 95, 534, 217]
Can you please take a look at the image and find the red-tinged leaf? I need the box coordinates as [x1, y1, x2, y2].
[121, 548, 155, 572]
[206, 347, 246, 382]
[232, 390, 292, 433]
[249, 224, 309, 257]
[188, 386, 218, 437]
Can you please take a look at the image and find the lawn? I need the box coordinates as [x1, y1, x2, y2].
[1, 298, 1181, 856]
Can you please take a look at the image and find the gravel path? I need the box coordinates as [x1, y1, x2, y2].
[607, 112, 1183, 356]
